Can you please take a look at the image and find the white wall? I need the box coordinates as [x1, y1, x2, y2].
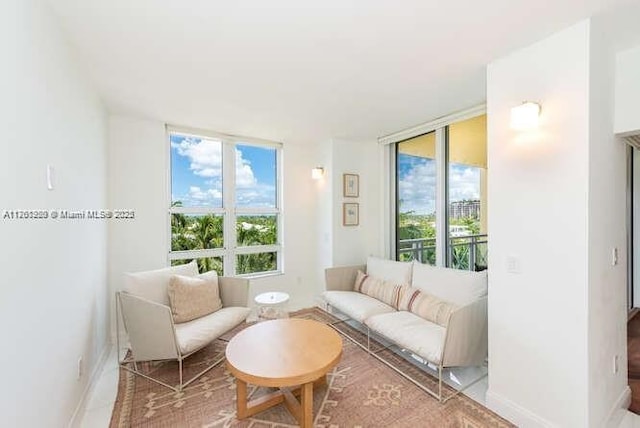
[487, 19, 627, 427]
[0, 0, 109, 426]
[108, 116, 324, 319]
[587, 16, 628, 426]
[615, 45, 640, 135]
[108, 116, 169, 335]
[330, 139, 384, 266]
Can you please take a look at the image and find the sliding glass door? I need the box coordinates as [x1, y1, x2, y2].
[394, 115, 487, 271]
[396, 131, 437, 265]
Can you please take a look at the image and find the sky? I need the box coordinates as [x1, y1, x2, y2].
[398, 153, 481, 215]
[170, 134, 479, 214]
[170, 134, 276, 208]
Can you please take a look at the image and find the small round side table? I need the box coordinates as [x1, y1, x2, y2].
[254, 291, 290, 321]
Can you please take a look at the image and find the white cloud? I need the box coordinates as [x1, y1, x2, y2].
[398, 161, 480, 214]
[235, 148, 257, 188]
[172, 139, 276, 207]
[449, 165, 480, 202]
[174, 186, 223, 207]
[171, 137, 222, 178]
[399, 160, 437, 214]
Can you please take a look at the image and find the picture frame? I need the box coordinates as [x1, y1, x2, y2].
[343, 173, 359, 198]
[343, 202, 359, 226]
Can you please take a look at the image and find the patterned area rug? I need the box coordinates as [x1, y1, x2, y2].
[110, 307, 513, 427]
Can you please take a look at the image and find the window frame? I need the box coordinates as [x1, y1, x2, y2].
[385, 106, 486, 269]
[166, 125, 283, 277]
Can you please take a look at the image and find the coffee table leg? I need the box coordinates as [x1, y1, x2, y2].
[300, 382, 313, 428]
[236, 378, 248, 419]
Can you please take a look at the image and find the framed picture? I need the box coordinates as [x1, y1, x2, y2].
[343, 173, 359, 198]
[343, 202, 359, 226]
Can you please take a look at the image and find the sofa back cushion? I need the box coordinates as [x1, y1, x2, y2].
[354, 270, 403, 308]
[168, 274, 223, 323]
[366, 256, 413, 285]
[124, 261, 199, 305]
[411, 261, 487, 306]
[397, 285, 459, 327]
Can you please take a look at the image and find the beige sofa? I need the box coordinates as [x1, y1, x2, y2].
[323, 256, 487, 401]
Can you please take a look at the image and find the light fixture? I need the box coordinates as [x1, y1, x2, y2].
[311, 167, 325, 180]
[510, 101, 541, 130]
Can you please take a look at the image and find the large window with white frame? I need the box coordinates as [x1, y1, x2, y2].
[386, 109, 487, 271]
[168, 126, 282, 276]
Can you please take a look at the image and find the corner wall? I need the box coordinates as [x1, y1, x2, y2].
[0, 0, 109, 426]
[330, 139, 384, 266]
[486, 19, 628, 426]
[587, 16, 628, 426]
[615, 45, 640, 135]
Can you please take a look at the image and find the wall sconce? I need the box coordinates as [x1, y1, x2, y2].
[311, 167, 325, 179]
[510, 101, 541, 130]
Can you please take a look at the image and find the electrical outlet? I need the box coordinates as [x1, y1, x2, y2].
[77, 357, 83, 380]
[612, 248, 618, 266]
[613, 355, 619, 374]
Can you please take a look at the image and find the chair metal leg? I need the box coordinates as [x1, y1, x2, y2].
[324, 305, 487, 403]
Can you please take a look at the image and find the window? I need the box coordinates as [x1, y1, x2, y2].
[168, 127, 282, 276]
[392, 114, 487, 271]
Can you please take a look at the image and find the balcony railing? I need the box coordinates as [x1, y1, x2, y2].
[398, 234, 488, 271]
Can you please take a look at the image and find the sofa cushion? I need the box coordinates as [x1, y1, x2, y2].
[365, 311, 446, 365]
[366, 256, 412, 285]
[124, 261, 199, 305]
[397, 285, 459, 327]
[411, 261, 487, 306]
[174, 306, 250, 354]
[168, 274, 223, 323]
[323, 290, 395, 323]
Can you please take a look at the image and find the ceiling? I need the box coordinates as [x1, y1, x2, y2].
[46, 0, 639, 144]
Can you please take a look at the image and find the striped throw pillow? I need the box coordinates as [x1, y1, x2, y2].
[397, 285, 459, 327]
[353, 270, 404, 308]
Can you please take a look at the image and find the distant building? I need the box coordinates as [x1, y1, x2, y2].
[450, 199, 480, 219]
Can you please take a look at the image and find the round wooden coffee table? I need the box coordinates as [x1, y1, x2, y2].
[225, 318, 343, 427]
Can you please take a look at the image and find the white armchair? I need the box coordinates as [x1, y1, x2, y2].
[116, 261, 251, 391]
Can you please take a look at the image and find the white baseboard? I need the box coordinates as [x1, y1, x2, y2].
[67, 343, 112, 428]
[486, 389, 555, 428]
[604, 386, 632, 428]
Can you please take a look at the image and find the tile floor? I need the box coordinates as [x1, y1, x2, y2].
[78, 347, 119, 428]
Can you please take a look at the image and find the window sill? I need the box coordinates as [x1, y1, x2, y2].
[237, 271, 284, 280]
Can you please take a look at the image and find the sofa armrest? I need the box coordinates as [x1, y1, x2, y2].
[441, 296, 487, 368]
[117, 292, 180, 361]
[325, 265, 365, 291]
[219, 276, 250, 307]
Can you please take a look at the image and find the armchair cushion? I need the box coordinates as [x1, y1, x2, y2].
[174, 306, 251, 354]
[124, 261, 199, 305]
[168, 274, 222, 323]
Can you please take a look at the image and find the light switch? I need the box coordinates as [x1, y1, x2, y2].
[47, 165, 54, 190]
[506, 256, 521, 274]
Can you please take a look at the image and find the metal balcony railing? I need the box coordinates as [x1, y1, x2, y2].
[398, 234, 488, 271]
